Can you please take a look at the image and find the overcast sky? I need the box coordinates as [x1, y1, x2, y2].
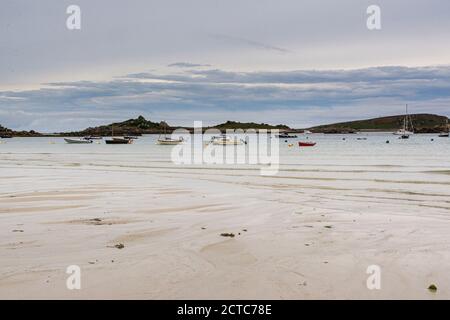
[1, 0, 450, 131]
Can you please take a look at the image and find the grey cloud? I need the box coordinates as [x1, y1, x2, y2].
[168, 62, 212, 68]
[1, 65, 450, 131]
[124, 66, 450, 85]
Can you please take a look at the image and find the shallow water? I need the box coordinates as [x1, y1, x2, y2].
[1, 133, 449, 170]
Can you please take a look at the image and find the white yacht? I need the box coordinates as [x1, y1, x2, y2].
[439, 119, 449, 137]
[394, 105, 414, 138]
[157, 136, 184, 145]
[157, 121, 184, 145]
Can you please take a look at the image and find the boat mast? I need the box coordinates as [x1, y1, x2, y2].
[404, 104, 408, 132]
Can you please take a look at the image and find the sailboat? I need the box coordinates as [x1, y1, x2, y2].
[105, 125, 133, 144]
[438, 119, 449, 137]
[156, 121, 183, 145]
[394, 104, 414, 139]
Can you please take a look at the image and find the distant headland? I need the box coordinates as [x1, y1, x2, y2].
[0, 114, 448, 137]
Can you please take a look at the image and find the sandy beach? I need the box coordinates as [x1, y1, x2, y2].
[1, 135, 450, 299]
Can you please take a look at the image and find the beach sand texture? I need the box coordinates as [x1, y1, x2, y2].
[1, 134, 450, 299]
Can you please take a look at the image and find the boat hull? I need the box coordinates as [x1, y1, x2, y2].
[394, 131, 414, 136]
[105, 138, 132, 144]
[276, 135, 298, 139]
[64, 138, 93, 144]
[157, 139, 183, 145]
[298, 142, 316, 147]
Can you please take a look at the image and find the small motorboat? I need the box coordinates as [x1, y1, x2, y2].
[299, 141, 316, 147]
[105, 137, 133, 144]
[0, 134, 12, 139]
[84, 136, 103, 140]
[210, 135, 244, 145]
[64, 138, 93, 144]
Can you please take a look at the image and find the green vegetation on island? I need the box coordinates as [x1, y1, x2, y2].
[0, 124, 41, 137]
[59, 117, 292, 136]
[209, 121, 290, 131]
[308, 114, 449, 133]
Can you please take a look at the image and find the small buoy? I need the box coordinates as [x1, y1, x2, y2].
[431, 138, 434, 141]
[343, 138, 346, 140]
[288, 143, 293, 147]
[285, 140, 288, 143]
[386, 140, 390, 144]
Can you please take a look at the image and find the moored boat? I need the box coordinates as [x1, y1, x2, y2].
[298, 141, 316, 147]
[276, 133, 298, 138]
[105, 137, 132, 144]
[156, 121, 183, 145]
[157, 137, 184, 145]
[64, 138, 93, 144]
[394, 104, 414, 138]
[105, 125, 133, 144]
[210, 135, 244, 145]
[438, 119, 449, 137]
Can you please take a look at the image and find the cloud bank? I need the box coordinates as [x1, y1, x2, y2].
[1, 65, 450, 132]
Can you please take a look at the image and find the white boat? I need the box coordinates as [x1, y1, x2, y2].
[157, 136, 184, 145]
[394, 104, 414, 138]
[303, 130, 312, 134]
[156, 121, 184, 145]
[64, 138, 93, 144]
[210, 135, 244, 145]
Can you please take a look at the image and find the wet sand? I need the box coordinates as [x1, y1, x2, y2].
[1, 149, 450, 299]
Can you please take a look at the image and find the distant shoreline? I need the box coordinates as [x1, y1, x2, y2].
[1, 113, 448, 137]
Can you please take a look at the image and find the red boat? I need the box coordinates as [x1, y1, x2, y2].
[298, 141, 316, 147]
